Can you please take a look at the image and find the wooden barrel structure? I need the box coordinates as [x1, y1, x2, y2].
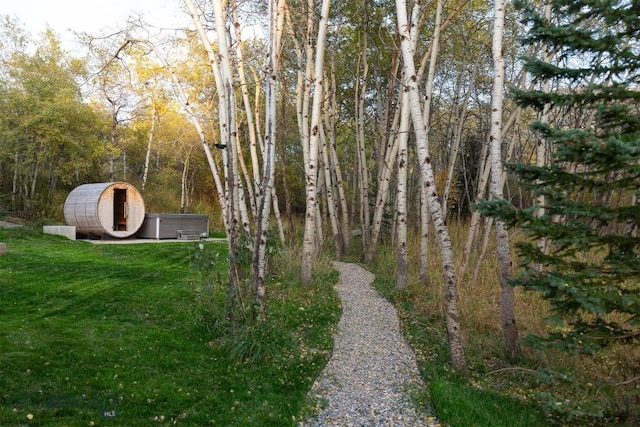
[64, 182, 145, 238]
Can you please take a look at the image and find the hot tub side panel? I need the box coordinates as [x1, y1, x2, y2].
[137, 214, 209, 239]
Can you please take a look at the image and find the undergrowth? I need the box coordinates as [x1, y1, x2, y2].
[364, 221, 639, 427]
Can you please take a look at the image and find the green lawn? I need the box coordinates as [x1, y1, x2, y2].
[0, 226, 340, 426]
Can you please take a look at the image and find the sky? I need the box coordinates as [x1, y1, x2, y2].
[3, 0, 190, 44]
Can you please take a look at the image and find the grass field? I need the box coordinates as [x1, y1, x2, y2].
[0, 226, 340, 426]
[3, 221, 637, 427]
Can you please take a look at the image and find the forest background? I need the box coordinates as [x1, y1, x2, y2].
[1, 0, 638, 425]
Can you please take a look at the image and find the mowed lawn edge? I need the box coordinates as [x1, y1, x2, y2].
[0, 227, 340, 426]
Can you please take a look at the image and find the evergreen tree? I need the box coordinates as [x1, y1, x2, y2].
[479, 0, 640, 355]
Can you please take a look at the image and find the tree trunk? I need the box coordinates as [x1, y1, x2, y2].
[364, 96, 401, 263]
[301, 0, 330, 284]
[355, 51, 371, 250]
[180, 154, 189, 213]
[419, 184, 430, 282]
[490, 0, 519, 358]
[127, 32, 226, 218]
[232, 0, 262, 200]
[396, 0, 468, 375]
[29, 159, 39, 201]
[418, 0, 442, 280]
[320, 123, 343, 259]
[442, 56, 480, 219]
[396, 90, 411, 290]
[326, 56, 350, 252]
[251, 0, 284, 319]
[141, 103, 157, 191]
[12, 152, 19, 203]
[458, 102, 521, 284]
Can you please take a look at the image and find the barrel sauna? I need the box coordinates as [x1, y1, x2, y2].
[64, 182, 145, 238]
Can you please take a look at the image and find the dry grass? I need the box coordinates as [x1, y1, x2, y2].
[368, 219, 639, 425]
[401, 221, 550, 348]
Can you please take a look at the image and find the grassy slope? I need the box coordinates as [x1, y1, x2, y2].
[0, 227, 339, 426]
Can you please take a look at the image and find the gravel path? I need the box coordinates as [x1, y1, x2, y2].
[300, 261, 440, 427]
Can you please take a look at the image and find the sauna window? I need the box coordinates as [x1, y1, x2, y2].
[114, 189, 127, 231]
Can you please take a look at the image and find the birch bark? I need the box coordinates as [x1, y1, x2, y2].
[364, 97, 401, 264]
[252, 0, 285, 319]
[355, 22, 371, 249]
[396, 90, 411, 289]
[301, 0, 330, 284]
[231, 0, 261, 206]
[320, 92, 343, 259]
[325, 57, 350, 252]
[180, 153, 190, 213]
[396, 0, 468, 374]
[489, 0, 519, 358]
[418, 0, 442, 281]
[141, 102, 157, 191]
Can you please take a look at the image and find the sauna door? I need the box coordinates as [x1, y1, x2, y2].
[113, 188, 127, 231]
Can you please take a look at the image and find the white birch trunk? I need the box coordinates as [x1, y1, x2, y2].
[192, 0, 245, 323]
[420, 184, 430, 281]
[489, 0, 519, 358]
[364, 92, 401, 263]
[396, 0, 468, 374]
[30, 159, 38, 200]
[232, 0, 262, 201]
[180, 154, 189, 213]
[418, 0, 442, 280]
[141, 103, 157, 191]
[210, 0, 241, 233]
[325, 57, 350, 251]
[329, 124, 350, 251]
[12, 152, 19, 199]
[301, 0, 330, 284]
[320, 111, 343, 259]
[442, 56, 480, 218]
[396, 89, 411, 289]
[355, 31, 371, 248]
[251, 0, 284, 318]
[458, 103, 521, 283]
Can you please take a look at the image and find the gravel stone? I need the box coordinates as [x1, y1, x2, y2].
[300, 261, 441, 427]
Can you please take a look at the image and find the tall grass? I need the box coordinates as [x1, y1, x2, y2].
[366, 219, 639, 426]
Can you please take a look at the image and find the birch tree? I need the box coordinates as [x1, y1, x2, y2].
[396, 91, 411, 289]
[489, 0, 519, 358]
[325, 56, 350, 253]
[252, 0, 285, 318]
[396, 0, 468, 374]
[141, 102, 157, 191]
[300, 0, 331, 284]
[354, 22, 371, 250]
[417, 0, 443, 281]
[364, 103, 400, 264]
